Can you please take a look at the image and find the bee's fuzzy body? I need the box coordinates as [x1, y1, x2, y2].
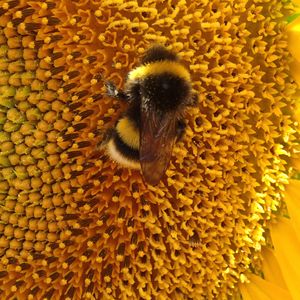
[103, 45, 196, 184]
[106, 105, 141, 169]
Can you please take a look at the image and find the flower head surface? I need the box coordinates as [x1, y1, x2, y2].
[0, 0, 299, 299]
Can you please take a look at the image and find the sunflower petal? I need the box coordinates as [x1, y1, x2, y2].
[261, 248, 289, 291]
[270, 217, 300, 299]
[241, 182, 300, 300]
[287, 17, 300, 62]
[240, 274, 293, 300]
[290, 58, 300, 86]
[283, 179, 300, 241]
[292, 158, 300, 173]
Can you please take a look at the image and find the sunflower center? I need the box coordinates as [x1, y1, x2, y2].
[0, 0, 298, 299]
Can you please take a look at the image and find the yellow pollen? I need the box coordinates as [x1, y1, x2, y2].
[59, 242, 65, 249]
[45, 277, 51, 284]
[95, 10, 102, 17]
[73, 35, 80, 42]
[62, 263, 68, 269]
[44, 37, 51, 44]
[44, 56, 52, 63]
[42, 17, 48, 25]
[83, 204, 91, 211]
[70, 18, 77, 25]
[28, 42, 35, 49]
[90, 79, 97, 85]
[98, 34, 105, 42]
[61, 279, 67, 285]
[11, 286, 17, 292]
[15, 11, 22, 18]
[80, 256, 87, 262]
[15, 266, 22, 272]
[45, 71, 51, 77]
[115, 62, 122, 69]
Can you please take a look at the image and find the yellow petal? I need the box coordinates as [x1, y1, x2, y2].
[245, 180, 300, 300]
[290, 57, 300, 86]
[287, 17, 300, 63]
[292, 158, 300, 173]
[270, 217, 300, 299]
[240, 273, 293, 300]
[261, 247, 289, 291]
[284, 179, 300, 241]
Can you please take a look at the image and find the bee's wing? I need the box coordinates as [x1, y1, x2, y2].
[140, 103, 177, 185]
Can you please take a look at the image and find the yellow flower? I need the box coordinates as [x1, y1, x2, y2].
[0, 0, 299, 299]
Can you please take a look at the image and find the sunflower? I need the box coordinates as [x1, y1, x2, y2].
[0, 0, 299, 299]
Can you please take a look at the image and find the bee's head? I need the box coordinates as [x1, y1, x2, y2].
[140, 73, 191, 112]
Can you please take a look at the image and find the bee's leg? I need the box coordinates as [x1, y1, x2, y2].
[186, 92, 198, 107]
[105, 81, 129, 102]
[176, 119, 186, 141]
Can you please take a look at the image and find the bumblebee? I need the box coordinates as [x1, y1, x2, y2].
[103, 45, 197, 185]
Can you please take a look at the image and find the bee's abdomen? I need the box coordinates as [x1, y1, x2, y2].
[115, 117, 140, 149]
[106, 117, 140, 169]
[114, 130, 139, 159]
